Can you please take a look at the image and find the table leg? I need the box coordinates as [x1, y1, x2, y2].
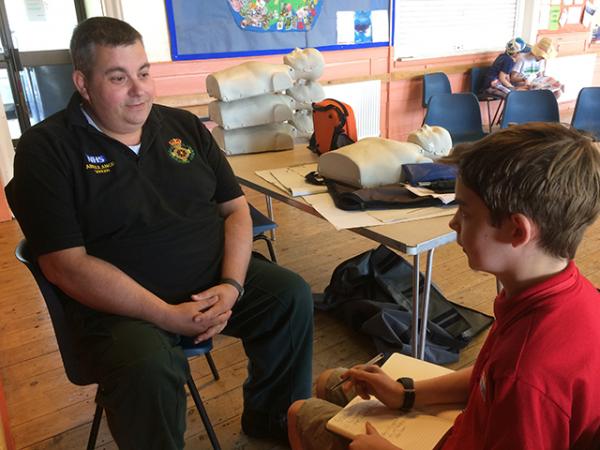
[418, 249, 435, 360]
[412, 253, 421, 358]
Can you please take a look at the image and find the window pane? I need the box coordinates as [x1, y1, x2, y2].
[0, 68, 20, 138]
[5, 0, 77, 51]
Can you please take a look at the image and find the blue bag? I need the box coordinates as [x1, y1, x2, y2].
[401, 163, 457, 185]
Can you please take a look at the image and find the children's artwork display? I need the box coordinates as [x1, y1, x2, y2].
[227, 0, 323, 32]
[165, 0, 391, 60]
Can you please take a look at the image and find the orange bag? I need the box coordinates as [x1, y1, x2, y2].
[309, 98, 358, 155]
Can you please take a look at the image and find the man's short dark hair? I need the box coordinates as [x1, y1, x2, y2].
[442, 123, 600, 260]
[70, 17, 143, 76]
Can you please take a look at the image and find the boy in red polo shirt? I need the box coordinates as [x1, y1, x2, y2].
[289, 123, 600, 450]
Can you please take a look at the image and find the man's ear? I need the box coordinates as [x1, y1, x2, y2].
[72, 70, 90, 101]
[509, 213, 536, 248]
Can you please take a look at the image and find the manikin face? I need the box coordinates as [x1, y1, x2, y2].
[74, 40, 155, 141]
[449, 179, 512, 274]
[407, 124, 452, 158]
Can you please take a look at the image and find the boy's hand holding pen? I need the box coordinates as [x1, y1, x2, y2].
[329, 353, 385, 390]
[331, 353, 410, 410]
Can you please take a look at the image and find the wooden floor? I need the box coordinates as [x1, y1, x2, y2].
[0, 187, 599, 450]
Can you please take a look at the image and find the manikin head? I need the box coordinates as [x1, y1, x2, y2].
[443, 123, 600, 274]
[70, 17, 155, 144]
[284, 47, 325, 81]
[407, 125, 452, 160]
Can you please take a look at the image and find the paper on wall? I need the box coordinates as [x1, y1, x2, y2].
[337, 11, 355, 44]
[371, 10, 390, 42]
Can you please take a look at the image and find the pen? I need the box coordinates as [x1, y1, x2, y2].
[329, 353, 386, 391]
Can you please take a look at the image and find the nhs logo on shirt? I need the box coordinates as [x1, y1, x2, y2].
[84, 153, 115, 174]
[85, 154, 107, 164]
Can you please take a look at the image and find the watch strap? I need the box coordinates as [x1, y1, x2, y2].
[220, 278, 244, 300]
[396, 377, 415, 411]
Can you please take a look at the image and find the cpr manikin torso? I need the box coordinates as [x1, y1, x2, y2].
[209, 94, 295, 130]
[212, 123, 296, 155]
[208, 48, 326, 154]
[317, 127, 452, 188]
[206, 61, 295, 101]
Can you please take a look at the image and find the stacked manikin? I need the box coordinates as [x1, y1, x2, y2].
[208, 48, 325, 155]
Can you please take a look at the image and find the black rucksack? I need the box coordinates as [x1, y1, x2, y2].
[315, 245, 494, 364]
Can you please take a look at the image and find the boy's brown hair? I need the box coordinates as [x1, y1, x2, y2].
[443, 123, 600, 259]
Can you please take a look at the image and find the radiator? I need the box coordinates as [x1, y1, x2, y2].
[322, 80, 381, 140]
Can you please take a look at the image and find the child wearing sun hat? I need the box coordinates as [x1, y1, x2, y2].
[512, 37, 564, 98]
[482, 38, 528, 98]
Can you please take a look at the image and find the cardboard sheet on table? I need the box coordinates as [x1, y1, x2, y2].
[369, 205, 457, 223]
[303, 193, 457, 230]
[255, 164, 327, 197]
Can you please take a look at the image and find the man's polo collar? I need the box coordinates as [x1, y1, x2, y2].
[65, 91, 163, 137]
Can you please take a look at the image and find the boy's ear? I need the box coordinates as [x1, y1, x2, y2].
[508, 213, 537, 248]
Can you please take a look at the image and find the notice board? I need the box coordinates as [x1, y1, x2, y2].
[165, 0, 392, 60]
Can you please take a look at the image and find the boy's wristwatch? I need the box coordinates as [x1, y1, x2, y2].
[396, 377, 415, 411]
[220, 278, 244, 301]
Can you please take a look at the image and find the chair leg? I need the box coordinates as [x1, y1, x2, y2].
[253, 234, 277, 263]
[204, 352, 220, 381]
[87, 402, 103, 450]
[492, 98, 505, 129]
[264, 238, 277, 263]
[187, 377, 221, 450]
[485, 100, 493, 133]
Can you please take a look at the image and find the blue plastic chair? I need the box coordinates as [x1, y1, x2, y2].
[422, 72, 452, 108]
[15, 240, 221, 450]
[423, 93, 487, 145]
[500, 89, 559, 128]
[470, 66, 504, 131]
[571, 87, 600, 139]
[250, 204, 278, 262]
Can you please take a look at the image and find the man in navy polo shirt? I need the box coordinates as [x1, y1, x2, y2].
[6, 17, 313, 449]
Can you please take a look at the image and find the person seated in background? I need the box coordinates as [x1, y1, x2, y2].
[288, 123, 600, 450]
[5, 16, 313, 449]
[481, 38, 528, 98]
[511, 37, 564, 98]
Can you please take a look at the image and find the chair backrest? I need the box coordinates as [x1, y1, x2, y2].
[500, 89, 560, 128]
[423, 93, 486, 144]
[470, 66, 489, 95]
[250, 204, 277, 236]
[15, 239, 95, 385]
[422, 72, 451, 108]
[571, 87, 600, 139]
